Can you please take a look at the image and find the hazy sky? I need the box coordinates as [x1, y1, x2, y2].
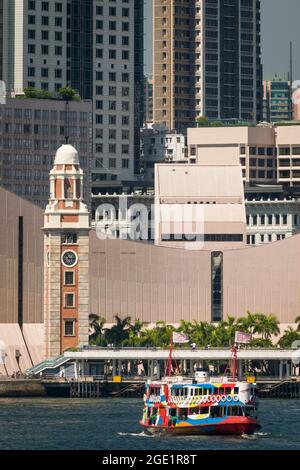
[144, 0, 300, 80]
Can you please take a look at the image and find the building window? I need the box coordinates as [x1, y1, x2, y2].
[64, 293, 75, 308]
[61, 233, 78, 244]
[211, 252, 223, 322]
[64, 271, 75, 286]
[64, 319, 75, 336]
[283, 215, 288, 225]
[275, 215, 280, 225]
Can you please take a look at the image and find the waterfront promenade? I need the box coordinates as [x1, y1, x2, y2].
[26, 347, 299, 382]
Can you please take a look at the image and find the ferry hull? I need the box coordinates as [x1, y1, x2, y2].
[140, 419, 261, 436]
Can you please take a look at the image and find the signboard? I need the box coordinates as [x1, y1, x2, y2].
[234, 331, 252, 344]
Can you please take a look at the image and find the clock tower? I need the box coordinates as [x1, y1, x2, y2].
[44, 144, 90, 357]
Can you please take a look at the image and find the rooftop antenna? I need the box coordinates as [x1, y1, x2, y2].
[289, 41, 293, 121]
[65, 99, 69, 144]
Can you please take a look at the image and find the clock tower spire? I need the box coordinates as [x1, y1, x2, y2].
[44, 144, 90, 357]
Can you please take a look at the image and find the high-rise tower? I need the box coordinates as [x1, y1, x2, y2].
[43, 144, 90, 357]
[153, 0, 263, 133]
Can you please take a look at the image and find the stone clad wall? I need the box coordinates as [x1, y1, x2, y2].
[0, 187, 43, 324]
[90, 231, 300, 324]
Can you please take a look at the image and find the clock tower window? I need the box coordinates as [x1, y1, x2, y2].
[64, 319, 75, 337]
[64, 271, 75, 286]
[64, 293, 75, 308]
[62, 233, 78, 244]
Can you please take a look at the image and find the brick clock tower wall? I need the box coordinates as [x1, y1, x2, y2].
[44, 145, 90, 358]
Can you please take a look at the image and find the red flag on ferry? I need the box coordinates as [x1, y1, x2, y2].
[172, 332, 189, 344]
[235, 331, 252, 344]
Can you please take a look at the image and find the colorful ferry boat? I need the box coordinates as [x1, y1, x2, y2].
[140, 341, 260, 435]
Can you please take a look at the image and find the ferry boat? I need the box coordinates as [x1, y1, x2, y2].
[140, 340, 261, 435]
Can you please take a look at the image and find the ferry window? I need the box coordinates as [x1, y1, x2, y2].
[179, 409, 188, 420]
[201, 407, 209, 415]
[234, 387, 239, 394]
[169, 408, 177, 417]
[211, 406, 226, 417]
[228, 406, 244, 417]
[219, 387, 225, 395]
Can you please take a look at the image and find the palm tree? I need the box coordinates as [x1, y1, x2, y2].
[178, 320, 193, 337]
[89, 314, 106, 345]
[278, 326, 300, 348]
[190, 321, 215, 347]
[130, 319, 147, 337]
[236, 311, 258, 334]
[104, 315, 131, 346]
[295, 316, 300, 332]
[122, 319, 148, 347]
[253, 314, 280, 341]
[219, 315, 237, 346]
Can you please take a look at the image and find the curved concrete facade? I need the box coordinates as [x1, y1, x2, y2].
[90, 232, 300, 324]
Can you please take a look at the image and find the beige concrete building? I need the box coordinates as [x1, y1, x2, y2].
[153, 0, 263, 133]
[188, 126, 277, 185]
[154, 163, 246, 252]
[188, 124, 300, 188]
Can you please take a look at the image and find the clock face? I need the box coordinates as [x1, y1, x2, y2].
[62, 250, 78, 267]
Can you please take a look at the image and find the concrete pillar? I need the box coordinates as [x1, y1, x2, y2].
[286, 361, 291, 379]
[74, 360, 78, 379]
[279, 360, 283, 380]
[190, 360, 194, 375]
[112, 360, 117, 376]
[118, 360, 122, 376]
[183, 360, 187, 375]
[81, 360, 85, 377]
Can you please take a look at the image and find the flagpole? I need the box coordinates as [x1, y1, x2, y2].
[167, 333, 173, 378]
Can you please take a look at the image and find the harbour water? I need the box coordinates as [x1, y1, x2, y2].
[0, 398, 299, 450]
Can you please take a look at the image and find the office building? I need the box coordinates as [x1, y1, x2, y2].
[92, 0, 144, 189]
[0, 0, 144, 190]
[153, 0, 263, 133]
[0, 96, 92, 207]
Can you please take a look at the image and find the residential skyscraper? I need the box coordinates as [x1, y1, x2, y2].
[153, 0, 263, 133]
[263, 78, 292, 123]
[0, 0, 144, 189]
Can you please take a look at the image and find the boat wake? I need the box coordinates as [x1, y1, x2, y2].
[118, 431, 154, 438]
[242, 431, 271, 440]
[241, 433, 257, 440]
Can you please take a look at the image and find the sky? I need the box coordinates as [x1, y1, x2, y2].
[144, 0, 300, 80]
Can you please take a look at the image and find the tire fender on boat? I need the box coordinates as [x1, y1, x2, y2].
[233, 395, 239, 402]
[227, 395, 232, 402]
[221, 396, 227, 403]
[216, 395, 221, 402]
